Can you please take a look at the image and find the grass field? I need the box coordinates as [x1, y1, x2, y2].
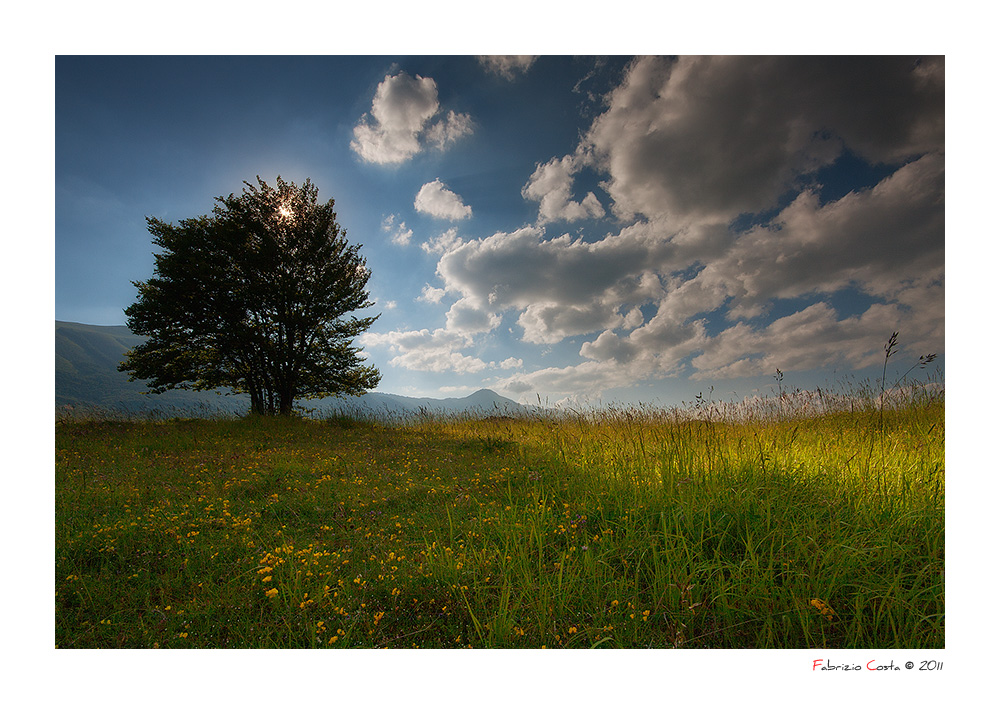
[55, 381, 943, 649]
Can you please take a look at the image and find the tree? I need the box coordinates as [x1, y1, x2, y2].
[120, 176, 381, 415]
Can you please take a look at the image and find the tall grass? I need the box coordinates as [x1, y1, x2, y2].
[55, 372, 943, 648]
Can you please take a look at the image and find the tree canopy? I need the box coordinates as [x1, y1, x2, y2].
[120, 176, 381, 415]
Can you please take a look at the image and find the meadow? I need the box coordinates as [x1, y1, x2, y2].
[55, 379, 944, 649]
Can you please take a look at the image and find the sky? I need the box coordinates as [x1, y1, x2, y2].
[55, 54, 945, 407]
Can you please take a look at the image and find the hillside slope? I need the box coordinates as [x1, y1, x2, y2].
[55, 321, 525, 417]
[56, 321, 246, 412]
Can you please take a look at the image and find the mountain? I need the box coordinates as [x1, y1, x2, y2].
[55, 321, 527, 418]
[318, 388, 527, 418]
[55, 321, 247, 413]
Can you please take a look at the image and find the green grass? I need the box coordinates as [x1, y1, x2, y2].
[55, 384, 943, 648]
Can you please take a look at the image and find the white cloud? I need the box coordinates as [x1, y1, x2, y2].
[434, 225, 678, 344]
[579, 330, 640, 364]
[360, 328, 484, 375]
[371, 56, 944, 401]
[498, 357, 523, 370]
[478, 55, 538, 80]
[421, 227, 463, 255]
[436, 61, 940, 388]
[381, 214, 413, 246]
[709, 152, 946, 317]
[391, 348, 488, 375]
[438, 227, 609, 307]
[445, 298, 501, 335]
[491, 294, 933, 402]
[517, 301, 624, 345]
[687, 301, 919, 380]
[351, 72, 473, 164]
[583, 55, 944, 227]
[426, 111, 473, 149]
[414, 179, 473, 220]
[362, 328, 460, 351]
[497, 360, 640, 402]
[418, 284, 446, 304]
[361, 323, 523, 377]
[522, 154, 605, 224]
[361, 324, 499, 375]
[622, 307, 644, 330]
[565, 153, 945, 377]
[371, 298, 398, 313]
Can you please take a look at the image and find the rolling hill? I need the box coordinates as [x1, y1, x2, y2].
[55, 321, 526, 417]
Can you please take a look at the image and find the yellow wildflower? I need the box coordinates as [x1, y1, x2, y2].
[810, 598, 836, 621]
[266, 588, 279, 598]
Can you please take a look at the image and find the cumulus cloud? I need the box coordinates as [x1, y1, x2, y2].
[438, 227, 632, 308]
[497, 294, 934, 400]
[352, 72, 473, 164]
[360, 321, 518, 376]
[360, 328, 486, 375]
[371, 297, 398, 312]
[687, 301, 928, 380]
[565, 152, 945, 377]
[711, 152, 945, 315]
[392, 348, 488, 375]
[375, 56, 944, 400]
[381, 214, 413, 246]
[361, 328, 462, 353]
[421, 227, 464, 255]
[498, 357, 523, 370]
[426, 111, 474, 149]
[417, 284, 446, 304]
[517, 301, 624, 345]
[498, 360, 641, 402]
[478, 55, 538, 80]
[415, 179, 473, 220]
[579, 330, 641, 364]
[522, 154, 605, 223]
[435, 225, 683, 344]
[584, 55, 944, 226]
[445, 298, 501, 335]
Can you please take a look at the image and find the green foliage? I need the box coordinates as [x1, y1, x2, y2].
[56, 383, 943, 649]
[120, 176, 380, 415]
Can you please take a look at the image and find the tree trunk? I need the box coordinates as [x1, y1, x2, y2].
[248, 383, 264, 415]
[279, 386, 295, 416]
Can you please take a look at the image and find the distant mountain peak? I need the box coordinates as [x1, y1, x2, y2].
[466, 388, 503, 399]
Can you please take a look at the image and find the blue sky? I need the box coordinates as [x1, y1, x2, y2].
[55, 55, 945, 406]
